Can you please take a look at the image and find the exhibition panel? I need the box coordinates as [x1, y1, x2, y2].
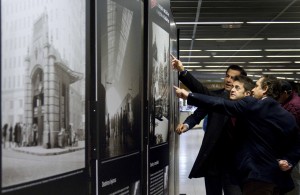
[1, 0, 91, 194]
[96, 0, 143, 194]
[147, 0, 174, 194]
[0, 0, 179, 194]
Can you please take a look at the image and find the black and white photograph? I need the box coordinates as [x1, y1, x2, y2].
[1, 0, 86, 187]
[150, 22, 170, 145]
[100, 0, 142, 159]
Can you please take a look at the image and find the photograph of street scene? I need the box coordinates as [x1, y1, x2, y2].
[1, 0, 86, 187]
[100, 0, 142, 159]
[150, 22, 170, 145]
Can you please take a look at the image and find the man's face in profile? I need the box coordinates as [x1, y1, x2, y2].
[252, 77, 265, 100]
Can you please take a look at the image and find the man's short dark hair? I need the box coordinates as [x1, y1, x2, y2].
[226, 65, 247, 76]
[234, 75, 255, 91]
[279, 80, 292, 95]
[261, 75, 281, 100]
[288, 81, 299, 93]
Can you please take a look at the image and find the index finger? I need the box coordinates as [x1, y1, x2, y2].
[170, 54, 176, 59]
[173, 85, 180, 90]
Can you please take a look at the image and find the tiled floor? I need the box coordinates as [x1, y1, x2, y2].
[178, 129, 206, 195]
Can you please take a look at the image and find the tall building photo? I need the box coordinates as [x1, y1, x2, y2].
[1, 0, 86, 148]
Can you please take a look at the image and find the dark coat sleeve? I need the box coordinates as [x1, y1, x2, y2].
[188, 92, 300, 168]
[179, 71, 226, 128]
[187, 93, 252, 117]
[179, 71, 211, 95]
[282, 126, 300, 166]
[183, 108, 207, 129]
[178, 71, 210, 128]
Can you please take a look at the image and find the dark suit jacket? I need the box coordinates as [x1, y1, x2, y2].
[187, 93, 300, 192]
[179, 71, 233, 178]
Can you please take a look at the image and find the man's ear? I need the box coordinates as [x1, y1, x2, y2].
[262, 85, 268, 95]
[245, 91, 251, 96]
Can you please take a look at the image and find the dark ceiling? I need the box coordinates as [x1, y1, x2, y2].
[170, 0, 300, 83]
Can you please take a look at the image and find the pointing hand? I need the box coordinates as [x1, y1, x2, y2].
[174, 86, 189, 100]
[170, 54, 185, 72]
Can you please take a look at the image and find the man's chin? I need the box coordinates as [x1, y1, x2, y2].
[230, 96, 236, 100]
[225, 85, 232, 91]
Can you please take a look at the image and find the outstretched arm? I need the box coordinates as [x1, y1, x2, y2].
[173, 85, 208, 133]
[171, 56, 211, 94]
[174, 86, 190, 100]
[173, 86, 249, 116]
[175, 108, 208, 135]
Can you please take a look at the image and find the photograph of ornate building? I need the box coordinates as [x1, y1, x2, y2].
[1, 0, 86, 187]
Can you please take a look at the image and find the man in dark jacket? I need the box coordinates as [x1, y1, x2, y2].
[172, 56, 247, 195]
[174, 75, 300, 194]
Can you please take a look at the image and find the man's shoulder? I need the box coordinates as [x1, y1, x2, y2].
[238, 96, 257, 105]
[211, 88, 224, 93]
[211, 88, 225, 96]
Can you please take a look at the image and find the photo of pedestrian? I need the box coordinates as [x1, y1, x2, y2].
[2, 124, 8, 148]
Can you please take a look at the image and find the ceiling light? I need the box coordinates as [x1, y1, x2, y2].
[202, 62, 246, 64]
[204, 65, 231, 68]
[246, 74, 261, 78]
[244, 69, 263, 71]
[277, 77, 289, 80]
[180, 56, 210, 58]
[180, 38, 192, 41]
[205, 49, 262, 52]
[181, 62, 201, 64]
[265, 49, 300, 51]
[246, 65, 285, 68]
[267, 38, 300, 40]
[262, 72, 294, 74]
[269, 69, 300, 71]
[247, 21, 300, 24]
[184, 66, 202, 68]
[180, 49, 202, 52]
[202, 67, 262, 72]
[266, 55, 300, 57]
[193, 69, 227, 71]
[190, 72, 225, 75]
[176, 22, 243, 25]
[213, 56, 263, 58]
[249, 61, 292, 63]
[195, 38, 264, 41]
[277, 77, 299, 81]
